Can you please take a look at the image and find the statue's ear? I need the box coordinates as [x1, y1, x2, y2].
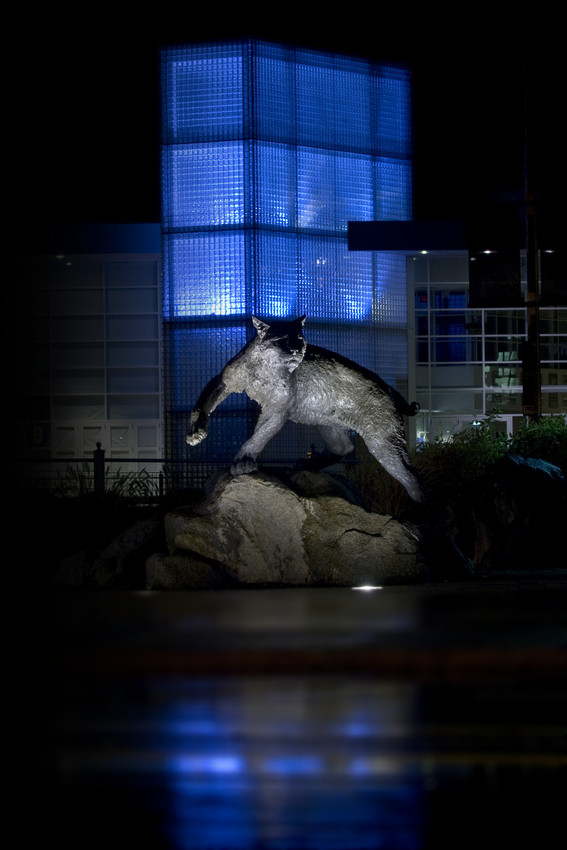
[252, 316, 270, 337]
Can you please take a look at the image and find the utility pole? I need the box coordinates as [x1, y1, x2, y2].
[521, 62, 541, 421]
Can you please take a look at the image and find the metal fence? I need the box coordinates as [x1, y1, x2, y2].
[12, 444, 356, 501]
[13, 452, 222, 500]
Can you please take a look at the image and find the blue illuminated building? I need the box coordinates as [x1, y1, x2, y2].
[160, 40, 413, 476]
[12, 41, 564, 493]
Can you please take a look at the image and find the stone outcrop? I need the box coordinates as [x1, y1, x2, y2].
[146, 470, 425, 589]
[48, 454, 565, 590]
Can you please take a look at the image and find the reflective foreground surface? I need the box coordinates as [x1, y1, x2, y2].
[17, 581, 567, 849]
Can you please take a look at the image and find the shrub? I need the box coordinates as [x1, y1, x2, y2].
[412, 412, 509, 506]
[508, 415, 567, 472]
[411, 414, 567, 505]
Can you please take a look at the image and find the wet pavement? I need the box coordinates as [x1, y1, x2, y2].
[15, 580, 567, 849]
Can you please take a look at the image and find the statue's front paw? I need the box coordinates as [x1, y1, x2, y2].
[230, 456, 258, 476]
[186, 428, 207, 446]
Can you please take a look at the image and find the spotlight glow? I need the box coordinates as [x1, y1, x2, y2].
[352, 585, 383, 591]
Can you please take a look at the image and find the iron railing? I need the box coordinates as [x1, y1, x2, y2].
[12, 443, 356, 501]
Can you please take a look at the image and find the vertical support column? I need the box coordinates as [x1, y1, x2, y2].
[521, 64, 541, 422]
[522, 196, 541, 420]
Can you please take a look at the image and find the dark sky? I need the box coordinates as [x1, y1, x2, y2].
[9, 10, 563, 243]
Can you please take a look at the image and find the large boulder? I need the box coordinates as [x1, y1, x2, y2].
[146, 470, 425, 589]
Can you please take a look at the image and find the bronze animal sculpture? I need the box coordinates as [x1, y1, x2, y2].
[187, 316, 424, 502]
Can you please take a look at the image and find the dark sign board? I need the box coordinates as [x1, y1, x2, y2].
[468, 250, 523, 307]
[541, 249, 567, 305]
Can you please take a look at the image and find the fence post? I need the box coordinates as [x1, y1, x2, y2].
[93, 442, 105, 494]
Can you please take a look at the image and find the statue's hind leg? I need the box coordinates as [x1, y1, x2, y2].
[363, 435, 425, 503]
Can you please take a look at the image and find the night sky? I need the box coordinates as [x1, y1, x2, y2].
[8, 10, 564, 244]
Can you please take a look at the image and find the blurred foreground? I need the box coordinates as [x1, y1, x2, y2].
[15, 580, 567, 849]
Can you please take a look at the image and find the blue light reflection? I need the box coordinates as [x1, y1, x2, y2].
[155, 678, 423, 850]
[168, 754, 245, 776]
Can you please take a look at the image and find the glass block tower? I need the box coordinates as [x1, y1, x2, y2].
[161, 40, 412, 479]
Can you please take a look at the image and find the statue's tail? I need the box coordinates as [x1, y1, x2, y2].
[388, 387, 421, 417]
[397, 399, 420, 416]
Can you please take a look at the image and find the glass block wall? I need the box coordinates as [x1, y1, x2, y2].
[161, 40, 412, 475]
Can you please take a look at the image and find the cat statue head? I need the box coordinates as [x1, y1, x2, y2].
[252, 315, 307, 373]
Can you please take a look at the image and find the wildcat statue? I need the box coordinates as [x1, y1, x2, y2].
[187, 316, 424, 503]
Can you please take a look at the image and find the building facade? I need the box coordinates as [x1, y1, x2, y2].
[407, 251, 567, 444]
[9, 225, 163, 488]
[160, 40, 414, 481]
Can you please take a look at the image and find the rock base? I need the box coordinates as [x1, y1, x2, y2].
[146, 470, 425, 589]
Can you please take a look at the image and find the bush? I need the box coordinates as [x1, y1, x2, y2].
[412, 412, 509, 506]
[411, 413, 567, 507]
[507, 415, 567, 473]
